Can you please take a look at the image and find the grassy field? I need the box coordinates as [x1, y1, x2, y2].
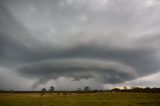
[0, 92, 160, 106]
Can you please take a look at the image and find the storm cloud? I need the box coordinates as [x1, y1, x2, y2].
[18, 59, 137, 85]
[0, 0, 160, 90]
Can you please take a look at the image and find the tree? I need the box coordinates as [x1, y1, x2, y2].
[49, 86, 54, 95]
[124, 87, 127, 90]
[144, 87, 151, 92]
[41, 88, 46, 95]
[112, 88, 120, 92]
[132, 87, 143, 92]
[84, 86, 90, 92]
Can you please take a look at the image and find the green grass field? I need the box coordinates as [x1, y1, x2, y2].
[0, 92, 160, 106]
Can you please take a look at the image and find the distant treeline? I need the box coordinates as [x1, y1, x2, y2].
[0, 87, 160, 93]
[111, 87, 160, 93]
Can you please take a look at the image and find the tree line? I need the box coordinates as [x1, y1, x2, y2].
[111, 87, 160, 93]
[40, 86, 160, 95]
[0, 86, 160, 94]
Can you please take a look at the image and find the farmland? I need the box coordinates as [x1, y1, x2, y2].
[0, 92, 160, 106]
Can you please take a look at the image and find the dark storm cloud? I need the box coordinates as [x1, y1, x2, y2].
[18, 59, 137, 83]
[0, 0, 160, 90]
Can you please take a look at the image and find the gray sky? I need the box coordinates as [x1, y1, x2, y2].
[0, 0, 160, 91]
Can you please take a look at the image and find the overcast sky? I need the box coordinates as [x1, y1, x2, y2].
[0, 0, 160, 91]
